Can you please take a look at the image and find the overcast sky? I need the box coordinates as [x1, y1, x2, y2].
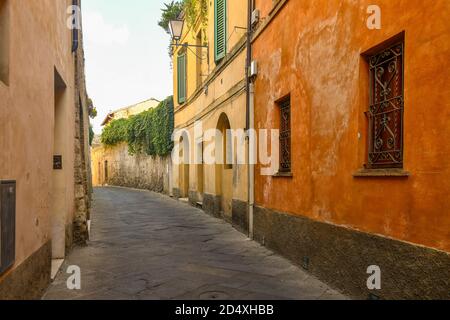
[82, 0, 173, 133]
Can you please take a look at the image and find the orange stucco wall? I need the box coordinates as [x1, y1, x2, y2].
[253, 0, 450, 252]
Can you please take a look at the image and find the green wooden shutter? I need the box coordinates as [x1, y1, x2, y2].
[214, 0, 227, 62]
[177, 53, 186, 104]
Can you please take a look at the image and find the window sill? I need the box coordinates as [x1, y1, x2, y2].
[273, 172, 293, 178]
[353, 168, 411, 178]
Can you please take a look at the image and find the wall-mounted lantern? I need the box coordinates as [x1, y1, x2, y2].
[169, 19, 184, 42]
[169, 19, 209, 64]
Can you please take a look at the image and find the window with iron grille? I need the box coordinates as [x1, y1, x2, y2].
[278, 97, 291, 173]
[366, 41, 404, 169]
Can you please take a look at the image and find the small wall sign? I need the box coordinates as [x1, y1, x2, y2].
[53, 155, 63, 170]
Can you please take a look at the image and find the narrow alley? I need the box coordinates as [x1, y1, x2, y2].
[44, 187, 345, 300]
[1, 0, 449, 305]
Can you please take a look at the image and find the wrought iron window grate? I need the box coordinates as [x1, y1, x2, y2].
[279, 97, 291, 173]
[367, 41, 404, 169]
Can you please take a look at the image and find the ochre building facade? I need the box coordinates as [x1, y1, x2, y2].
[172, 0, 249, 231]
[251, 0, 450, 299]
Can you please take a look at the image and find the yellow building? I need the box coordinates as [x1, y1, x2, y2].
[101, 98, 160, 126]
[172, 1, 249, 233]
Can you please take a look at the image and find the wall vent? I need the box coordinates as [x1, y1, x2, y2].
[0, 180, 16, 275]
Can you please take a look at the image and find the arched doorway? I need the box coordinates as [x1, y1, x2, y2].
[216, 113, 233, 219]
[179, 134, 190, 198]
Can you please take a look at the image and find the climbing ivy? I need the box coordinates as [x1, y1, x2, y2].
[100, 118, 128, 147]
[159, 0, 208, 57]
[89, 124, 95, 146]
[100, 96, 174, 157]
[87, 97, 98, 119]
[183, 0, 208, 30]
[158, 1, 184, 34]
[159, 0, 207, 32]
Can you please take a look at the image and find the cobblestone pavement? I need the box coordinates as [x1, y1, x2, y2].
[44, 187, 347, 300]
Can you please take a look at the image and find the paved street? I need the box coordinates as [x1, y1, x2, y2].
[44, 187, 346, 300]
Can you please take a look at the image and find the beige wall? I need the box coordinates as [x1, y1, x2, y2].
[92, 143, 172, 195]
[0, 0, 91, 295]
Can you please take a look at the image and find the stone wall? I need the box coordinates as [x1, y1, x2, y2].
[253, 206, 450, 300]
[92, 143, 172, 195]
[0, 241, 51, 300]
[73, 2, 91, 247]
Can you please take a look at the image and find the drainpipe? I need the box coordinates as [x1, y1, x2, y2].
[245, 0, 255, 239]
[245, 0, 252, 131]
[248, 83, 255, 239]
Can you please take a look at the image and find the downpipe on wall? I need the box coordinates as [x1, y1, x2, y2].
[248, 82, 255, 239]
[246, 0, 254, 239]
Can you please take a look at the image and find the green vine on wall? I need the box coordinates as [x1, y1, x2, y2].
[100, 96, 174, 157]
[183, 0, 208, 30]
[89, 124, 95, 146]
[159, 0, 208, 32]
[100, 118, 128, 147]
[158, 1, 185, 34]
[159, 0, 208, 57]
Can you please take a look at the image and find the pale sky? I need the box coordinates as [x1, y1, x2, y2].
[82, 0, 173, 133]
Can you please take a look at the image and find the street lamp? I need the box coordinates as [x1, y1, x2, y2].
[169, 19, 209, 63]
[169, 19, 184, 42]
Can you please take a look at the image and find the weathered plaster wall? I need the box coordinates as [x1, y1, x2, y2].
[1, 0, 74, 270]
[253, 0, 450, 252]
[92, 143, 171, 195]
[0, 0, 91, 298]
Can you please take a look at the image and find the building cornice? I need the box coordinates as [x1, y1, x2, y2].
[251, 0, 288, 43]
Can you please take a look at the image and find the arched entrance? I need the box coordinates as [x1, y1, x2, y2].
[216, 113, 233, 219]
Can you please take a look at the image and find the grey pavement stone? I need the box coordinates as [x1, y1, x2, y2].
[43, 187, 348, 300]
